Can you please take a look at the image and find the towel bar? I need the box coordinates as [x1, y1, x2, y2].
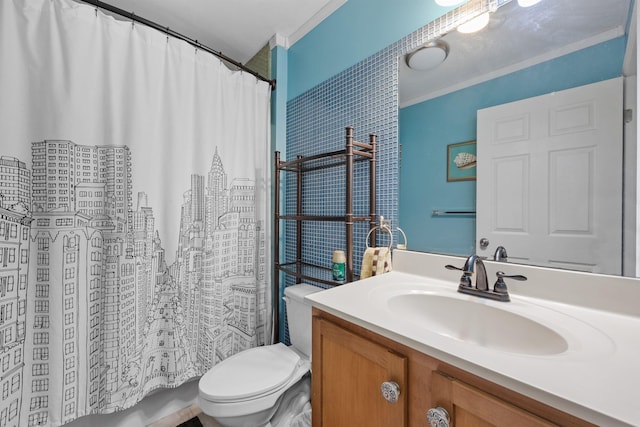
[432, 209, 476, 216]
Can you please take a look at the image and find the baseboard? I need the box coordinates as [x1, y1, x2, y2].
[147, 403, 202, 427]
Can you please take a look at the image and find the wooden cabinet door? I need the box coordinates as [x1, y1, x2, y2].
[431, 371, 557, 427]
[312, 317, 408, 427]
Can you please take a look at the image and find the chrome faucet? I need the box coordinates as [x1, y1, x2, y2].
[493, 246, 508, 262]
[445, 254, 527, 302]
[462, 254, 489, 291]
[445, 254, 488, 292]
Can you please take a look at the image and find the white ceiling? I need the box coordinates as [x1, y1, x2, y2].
[101, 0, 342, 64]
[96, 0, 634, 105]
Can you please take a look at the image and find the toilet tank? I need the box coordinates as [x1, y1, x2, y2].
[283, 284, 322, 358]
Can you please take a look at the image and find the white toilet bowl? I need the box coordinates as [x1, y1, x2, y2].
[198, 284, 320, 427]
[199, 343, 309, 427]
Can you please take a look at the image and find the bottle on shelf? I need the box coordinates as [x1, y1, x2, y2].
[332, 250, 346, 282]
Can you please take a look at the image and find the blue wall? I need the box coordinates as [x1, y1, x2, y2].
[278, 0, 458, 341]
[399, 37, 627, 255]
[286, 0, 456, 100]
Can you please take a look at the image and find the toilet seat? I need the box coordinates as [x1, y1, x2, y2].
[199, 343, 307, 403]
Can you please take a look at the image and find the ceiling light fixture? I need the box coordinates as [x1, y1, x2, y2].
[457, 11, 490, 33]
[517, 0, 542, 7]
[434, 0, 465, 6]
[405, 40, 449, 71]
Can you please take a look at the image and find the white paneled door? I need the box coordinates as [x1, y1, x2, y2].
[477, 77, 623, 274]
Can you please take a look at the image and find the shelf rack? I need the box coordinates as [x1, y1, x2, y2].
[274, 126, 377, 341]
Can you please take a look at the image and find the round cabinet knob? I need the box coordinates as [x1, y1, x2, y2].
[427, 406, 450, 427]
[380, 381, 400, 403]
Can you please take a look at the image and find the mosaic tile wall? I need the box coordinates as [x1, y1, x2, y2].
[281, 0, 509, 341]
[285, 47, 399, 277]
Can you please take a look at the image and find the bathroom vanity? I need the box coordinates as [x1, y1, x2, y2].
[313, 309, 590, 426]
[307, 250, 640, 427]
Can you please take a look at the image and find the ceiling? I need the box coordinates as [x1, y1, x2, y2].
[95, 0, 634, 105]
[400, 0, 634, 106]
[101, 0, 341, 64]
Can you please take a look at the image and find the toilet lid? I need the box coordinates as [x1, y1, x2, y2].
[200, 343, 303, 402]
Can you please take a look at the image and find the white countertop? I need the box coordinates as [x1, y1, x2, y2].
[306, 250, 640, 427]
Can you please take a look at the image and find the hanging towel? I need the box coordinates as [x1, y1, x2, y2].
[360, 247, 393, 279]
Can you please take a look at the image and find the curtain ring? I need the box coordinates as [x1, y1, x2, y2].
[130, 11, 135, 28]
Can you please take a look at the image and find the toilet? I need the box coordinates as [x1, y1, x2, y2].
[198, 283, 321, 427]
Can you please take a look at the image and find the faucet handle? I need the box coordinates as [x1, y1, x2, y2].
[445, 264, 472, 288]
[494, 271, 527, 294]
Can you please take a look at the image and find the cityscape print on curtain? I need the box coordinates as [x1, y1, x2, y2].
[0, 141, 270, 425]
[0, 0, 272, 426]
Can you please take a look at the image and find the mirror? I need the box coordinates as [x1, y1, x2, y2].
[398, 0, 637, 276]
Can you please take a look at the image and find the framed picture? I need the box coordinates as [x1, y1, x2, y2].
[447, 140, 477, 182]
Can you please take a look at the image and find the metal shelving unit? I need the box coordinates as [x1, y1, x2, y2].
[273, 126, 377, 340]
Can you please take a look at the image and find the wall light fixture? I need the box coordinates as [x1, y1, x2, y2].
[517, 0, 542, 7]
[457, 11, 490, 33]
[434, 0, 466, 5]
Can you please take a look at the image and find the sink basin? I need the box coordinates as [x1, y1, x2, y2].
[387, 293, 569, 356]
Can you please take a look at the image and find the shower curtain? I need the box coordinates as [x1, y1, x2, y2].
[0, 0, 272, 426]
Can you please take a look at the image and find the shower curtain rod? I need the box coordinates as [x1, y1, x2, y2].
[79, 0, 277, 90]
